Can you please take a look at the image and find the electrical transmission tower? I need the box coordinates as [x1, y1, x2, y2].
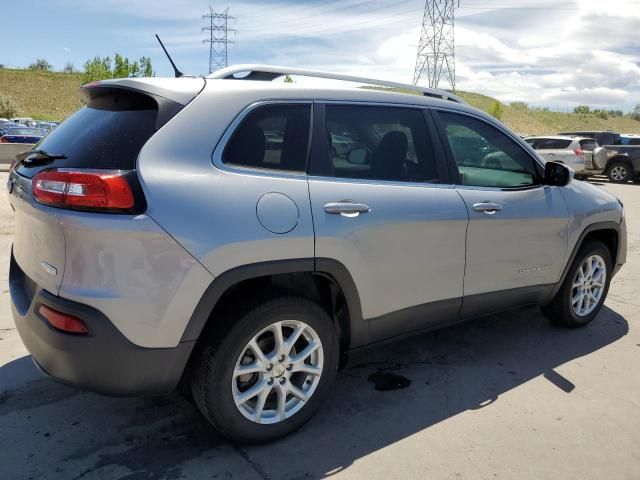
[413, 0, 458, 91]
[202, 6, 236, 74]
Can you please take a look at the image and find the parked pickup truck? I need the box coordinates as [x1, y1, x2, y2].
[559, 131, 640, 183]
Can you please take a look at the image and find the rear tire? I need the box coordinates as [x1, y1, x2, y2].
[191, 296, 339, 444]
[541, 241, 612, 328]
[607, 161, 633, 183]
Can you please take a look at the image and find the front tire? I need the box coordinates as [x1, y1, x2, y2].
[541, 241, 612, 328]
[607, 161, 633, 183]
[191, 296, 339, 444]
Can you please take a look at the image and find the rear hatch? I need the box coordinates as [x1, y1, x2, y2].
[8, 77, 204, 295]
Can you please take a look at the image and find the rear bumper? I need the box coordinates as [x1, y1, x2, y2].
[9, 251, 195, 396]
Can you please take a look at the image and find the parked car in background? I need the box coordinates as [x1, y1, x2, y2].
[0, 127, 45, 144]
[0, 121, 16, 136]
[524, 136, 607, 179]
[559, 130, 640, 183]
[8, 65, 626, 444]
[9, 117, 34, 126]
[36, 122, 57, 133]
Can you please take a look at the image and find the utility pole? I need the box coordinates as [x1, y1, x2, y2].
[413, 0, 458, 91]
[202, 6, 236, 74]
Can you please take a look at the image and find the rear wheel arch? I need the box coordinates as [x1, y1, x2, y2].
[180, 259, 365, 364]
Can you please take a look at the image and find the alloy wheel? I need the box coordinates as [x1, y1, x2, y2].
[232, 320, 323, 424]
[571, 254, 606, 317]
[610, 165, 627, 181]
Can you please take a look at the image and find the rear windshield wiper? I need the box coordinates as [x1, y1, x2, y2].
[16, 149, 67, 166]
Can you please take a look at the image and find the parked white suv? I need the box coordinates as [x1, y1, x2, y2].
[525, 136, 607, 179]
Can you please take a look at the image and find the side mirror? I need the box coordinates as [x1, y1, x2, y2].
[544, 161, 573, 186]
[347, 148, 368, 165]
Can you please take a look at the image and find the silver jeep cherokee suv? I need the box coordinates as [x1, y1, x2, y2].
[8, 65, 627, 443]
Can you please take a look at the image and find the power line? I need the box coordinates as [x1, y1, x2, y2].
[202, 5, 236, 74]
[413, 0, 458, 91]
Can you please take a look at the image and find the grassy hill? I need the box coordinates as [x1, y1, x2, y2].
[0, 68, 84, 121]
[2, 68, 639, 134]
[457, 91, 640, 136]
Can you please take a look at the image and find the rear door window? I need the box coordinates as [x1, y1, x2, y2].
[322, 105, 440, 183]
[223, 104, 311, 172]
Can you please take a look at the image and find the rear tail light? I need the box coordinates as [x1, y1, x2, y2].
[39, 305, 88, 334]
[33, 169, 135, 211]
[573, 148, 584, 159]
[0, 137, 8, 143]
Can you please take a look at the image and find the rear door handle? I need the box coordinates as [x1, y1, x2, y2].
[323, 201, 371, 217]
[472, 202, 502, 214]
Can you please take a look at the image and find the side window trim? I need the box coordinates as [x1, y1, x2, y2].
[212, 100, 313, 178]
[430, 107, 545, 190]
[310, 101, 448, 186]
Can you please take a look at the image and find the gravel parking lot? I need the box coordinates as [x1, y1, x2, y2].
[0, 173, 638, 480]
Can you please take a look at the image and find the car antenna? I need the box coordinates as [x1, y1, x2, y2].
[155, 34, 184, 78]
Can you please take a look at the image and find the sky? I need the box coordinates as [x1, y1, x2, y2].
[2, 0, 639, 111]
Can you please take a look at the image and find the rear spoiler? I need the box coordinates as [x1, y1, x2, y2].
[80, 78, 205, 130]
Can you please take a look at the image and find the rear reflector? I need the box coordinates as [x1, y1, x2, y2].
[33, 169, 134, 211]
[573, 148, 585, 159]
[39, 305, 89, 334]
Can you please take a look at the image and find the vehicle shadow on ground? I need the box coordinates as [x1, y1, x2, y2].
[0, 305, 629, 479]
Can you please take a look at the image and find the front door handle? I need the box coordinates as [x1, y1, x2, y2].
[323, 201, 371, 217]
[473, 202, 502, 214]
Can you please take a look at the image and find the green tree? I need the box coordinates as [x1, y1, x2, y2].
[488, 101, 504, 120]
[573, 105, 590, 114]
[113, 53, 130, 78]
[64, 62, 75, 74]
[82, 54, 154, 83]
[631, 104, 640, 122]
[28, 58, 52, 71]
[83, 56, 112, 82]
[139, 56, 153, 77]
[0, 95, 19, 118]
[284, 74, 294, 83]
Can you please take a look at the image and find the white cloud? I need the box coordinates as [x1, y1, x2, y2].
[61, 0, 640, 111]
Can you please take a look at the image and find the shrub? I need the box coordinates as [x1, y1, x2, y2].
[488, 101, 504, 120]
[0, 95, 19, 118]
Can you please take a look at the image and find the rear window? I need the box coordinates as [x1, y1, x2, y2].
[22, 90, 158, 173]
[530, 138, 572, 150]
[579, 140, 598, 151]
[8, 128, 43, 136]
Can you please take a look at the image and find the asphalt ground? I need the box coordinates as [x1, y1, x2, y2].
[1, 173, 638, 479]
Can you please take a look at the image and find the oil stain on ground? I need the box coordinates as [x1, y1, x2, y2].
[367, 371, 411, 391]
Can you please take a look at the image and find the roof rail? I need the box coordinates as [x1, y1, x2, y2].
[207, 64, 465, 104]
